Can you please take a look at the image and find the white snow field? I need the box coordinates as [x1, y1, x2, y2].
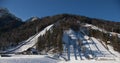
[0, 55, 119, 63]
[0, 55, 58, 63]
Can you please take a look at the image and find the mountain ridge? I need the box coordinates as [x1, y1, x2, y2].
[0, 9, 120, 54]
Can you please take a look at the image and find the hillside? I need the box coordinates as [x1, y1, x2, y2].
[0, 9, 120, 63]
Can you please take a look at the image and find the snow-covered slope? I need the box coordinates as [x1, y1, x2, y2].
[84, 23, 120, 39]
[0, 28, 119, 63]
[84, 24, 107, 33]
[62, 28, 120, 62]
[1, 24, 53, 53]
[0, 23, 120, 63]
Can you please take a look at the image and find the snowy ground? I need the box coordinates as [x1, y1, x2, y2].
[59, 60, 120, 63]
[0, 55, 58, 63]
[0, 55, 119, 63]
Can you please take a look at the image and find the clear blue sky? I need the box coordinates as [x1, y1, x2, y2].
[0, 0, 120, 22]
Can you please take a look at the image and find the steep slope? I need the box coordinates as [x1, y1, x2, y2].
[62, 28, 119, 60]
[0, 24, 53, 53]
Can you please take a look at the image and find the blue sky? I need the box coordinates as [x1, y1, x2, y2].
[0, 0, 120, 22]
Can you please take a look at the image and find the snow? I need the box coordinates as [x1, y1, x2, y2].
[84, 35, 89, 40]
[1, 24, 53, 53]
[107, 45, 120, 58]
[1, 55, 116, 63]
[62, 28, 120, 62]
[84, 24, 120, 38]
[0, 55, 58, 63]
[59, 60, 119, 63]
[13, 24, 53, 53]
[62, 29, 82, 60]
[118, 34, 120, 38]
[0, 24, 120, 63]
[69, 34, 77, 40]
[109, 32, 120, 39]
[84, 24, 107, 33]
[0, 55, 119, 63]
[90, 37, 115, 58]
